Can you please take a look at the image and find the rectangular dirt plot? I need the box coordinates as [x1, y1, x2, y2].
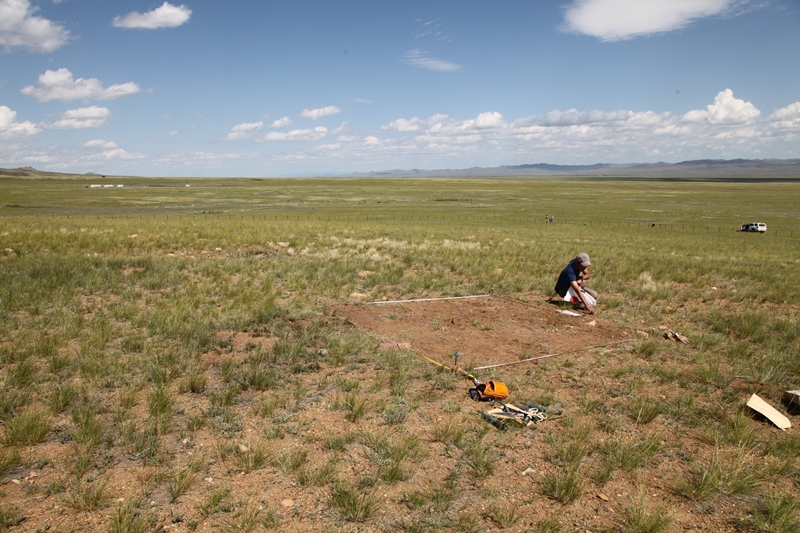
[335, 294, 632, 370]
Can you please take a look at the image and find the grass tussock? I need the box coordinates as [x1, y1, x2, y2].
[329, 482, 380, 522]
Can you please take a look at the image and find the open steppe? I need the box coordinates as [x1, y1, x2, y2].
[1, 174, 799, 532]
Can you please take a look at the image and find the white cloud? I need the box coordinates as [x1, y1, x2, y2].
[301, 106, 341, 120]
[474, 112, 505, 128]
[57, 143, 146, 169]
[87, 148, 144, 161]
[7, 87, 797, 175]
[382, 117, 422, 132]
[345, 88, 786, 165]
[563, 0, 741, 41]
[112, 2, 192, 29]
[269, 117, 293, 128]
[382, 114, 451, 133]
[0, 0, 70, 52]
[681, 89, 760, 125]
[404, 49, 462, 72]
[48, 106, 110, 129]
[0, 105, 40, 139]
[21, 68, 140, 102]
[412, 18, 453, 43]
[262, 126, 329, 142]
[225, 121, 263, 141]
[766, 102, 800, 134]
[83, 139, 117, 148]
[542, 108, 634, 126]
[769, 102, 800, 122]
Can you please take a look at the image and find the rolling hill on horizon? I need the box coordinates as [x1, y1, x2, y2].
[2, 158, 800, 180]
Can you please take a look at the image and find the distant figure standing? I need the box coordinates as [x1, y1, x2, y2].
[549, 215, 554, 223]
[554, 253, 597, 314]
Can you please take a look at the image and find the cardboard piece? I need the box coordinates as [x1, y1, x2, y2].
[747, 394, 791, 430]
[783, 390, 800, 415]
[783, 390, 800, 408]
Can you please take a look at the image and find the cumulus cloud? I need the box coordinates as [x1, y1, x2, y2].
[70, 142, 146, 166]
[9, 86, 797, 175]
[404, 49, 462, 72]
[269, 117, 293, 128]
[474, 112, 505, 128]
[769, 102, 800, 122]
[112, 2, 192, 29]
[563, 0, 742, 41]
[21, 68, 140, 102]
[262, 126, 329, 142]
[681, 88, 760, 125]
[0, 105, 41, 139]
[48, 106, 110, 129]
[225, 121, 263, 141]
[542, 108, 634, 126]
[382, 114, 452, 133]
[301, 106, 341, 120]
[357, 88, 785, 165]
[382, 117, 423, 132]
[87, 148, 144, 160]
[83, 139, 117, 148]
[765, 102, 800, 134]
[0, 0, 70, 52]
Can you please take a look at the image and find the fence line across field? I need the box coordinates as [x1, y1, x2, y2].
[1, 212, 795, 238]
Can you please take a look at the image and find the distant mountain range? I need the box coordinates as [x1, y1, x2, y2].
[346, 159, 800, 179]
[2, 159, 800, 180]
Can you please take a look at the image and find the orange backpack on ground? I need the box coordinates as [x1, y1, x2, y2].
[469, 380, 509, 402]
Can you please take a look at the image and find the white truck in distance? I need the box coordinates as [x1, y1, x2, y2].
[740, 222, 767, 233]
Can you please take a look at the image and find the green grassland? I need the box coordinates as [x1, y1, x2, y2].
[1, 175, 799, 532]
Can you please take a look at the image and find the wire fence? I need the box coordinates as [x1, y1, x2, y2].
[1, 212, 796, 238]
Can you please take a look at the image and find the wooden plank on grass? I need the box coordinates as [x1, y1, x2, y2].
[747, 393, 791, 430]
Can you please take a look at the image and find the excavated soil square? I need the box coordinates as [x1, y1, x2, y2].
[336, 294, 634, 371]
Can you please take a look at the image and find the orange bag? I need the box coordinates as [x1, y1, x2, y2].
[470, 380, 509, 401]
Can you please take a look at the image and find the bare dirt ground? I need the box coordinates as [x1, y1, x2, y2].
[335, 294, 634, 372]
[3, 292, 793, 532]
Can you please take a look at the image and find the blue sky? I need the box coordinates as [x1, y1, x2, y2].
[1, 0, 799, 177]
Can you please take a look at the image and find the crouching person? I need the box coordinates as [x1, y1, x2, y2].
[555, 252, 598, 314]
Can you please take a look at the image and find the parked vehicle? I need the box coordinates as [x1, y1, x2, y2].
[740, 222, 767, 233]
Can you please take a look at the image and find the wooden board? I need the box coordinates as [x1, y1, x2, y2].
[747, 393, 791, 430]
